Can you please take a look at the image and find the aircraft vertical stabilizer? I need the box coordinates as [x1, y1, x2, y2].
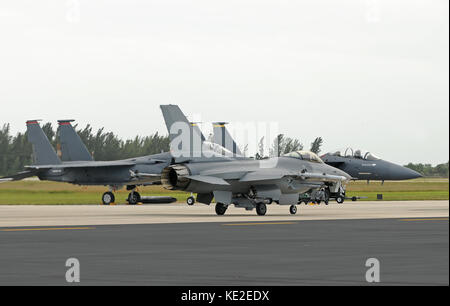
[160, 104, 206, 142]
[212, 122, 242, 156]
[57, 120, 94, 162]
[26, 120, 61, 165]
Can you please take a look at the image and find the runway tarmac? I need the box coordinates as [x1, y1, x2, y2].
[0, 201, 448, 285]
[0, 200, 448, 227]
[0, 218, 448, 285]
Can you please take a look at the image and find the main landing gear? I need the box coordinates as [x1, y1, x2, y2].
[215, 203, 228, 215]
[102, 186, 142, 205]
[127, 190, 141, 205]
[102, 192, 115, 205]
[126, 185, 141, 205]
[255, 203, 267, 216]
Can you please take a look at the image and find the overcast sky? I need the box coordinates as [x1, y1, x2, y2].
[0, 0, 448, 165]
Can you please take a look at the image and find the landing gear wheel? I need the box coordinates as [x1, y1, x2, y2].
[127, 191, 141, 205]
[187, 196, 195, 206]
[289, 205, 297, 215]
[102, 192, 115, 205]
[324, 188, 330, 205]
[215, 203, 227, 215]
[336, 196, 345, 204]
[256, 203, 267, 216]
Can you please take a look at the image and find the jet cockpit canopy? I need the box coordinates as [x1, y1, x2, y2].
[283, 151, 324, 163]
[331, 148, 380, 161]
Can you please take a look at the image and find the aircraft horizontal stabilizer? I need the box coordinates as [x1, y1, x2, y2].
[25, 160, 136, 170]
[0, 170, 39, 182]
[187, 175, 230, 185]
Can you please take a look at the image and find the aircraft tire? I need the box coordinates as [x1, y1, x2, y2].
[215, 203, 227, 215]
[256, 203, 267, 216]
[289, 205, 297, 215]
[102, 192, 115, 205]
[324, 188, 330, 205]
[128, 192, 141, 205]
[187, 196, 195, 206]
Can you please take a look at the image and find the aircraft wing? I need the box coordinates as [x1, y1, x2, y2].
[25, 160, 136, 170]
[0, 170, 40, 182]
[239, 170, 285, 182]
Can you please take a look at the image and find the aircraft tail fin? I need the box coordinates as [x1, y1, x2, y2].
[160, 104, 206, 142]
[57, 120, 94, 162]
[26, 120, 61, 165]
[212, 122, 242, 156]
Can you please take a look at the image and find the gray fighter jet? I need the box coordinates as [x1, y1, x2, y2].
[159, 107, 351, 215]
[321, 148, 422, 183]
[0, 120, 172, 204]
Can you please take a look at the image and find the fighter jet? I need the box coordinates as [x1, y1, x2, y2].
[321, 148, 422, 184]
[160, 106, 351, 215]
[0, 120, 172, 204]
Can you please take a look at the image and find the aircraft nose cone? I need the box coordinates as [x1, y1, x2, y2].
[389, 164, 422, 180]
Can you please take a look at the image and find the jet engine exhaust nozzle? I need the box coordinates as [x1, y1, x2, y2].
[161, 165, 190, 190]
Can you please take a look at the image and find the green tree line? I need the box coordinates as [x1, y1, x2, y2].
[1, 123, 448, 178]
[0, 123, 170, 176]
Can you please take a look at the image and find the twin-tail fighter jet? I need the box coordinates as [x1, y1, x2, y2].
[0, 120, 171, 204]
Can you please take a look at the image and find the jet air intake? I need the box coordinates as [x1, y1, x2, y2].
[161, 164, 190, 190]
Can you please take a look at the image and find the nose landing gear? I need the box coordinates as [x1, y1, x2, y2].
[187, 195, 196, 205]
[289, 205, 297, 215]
